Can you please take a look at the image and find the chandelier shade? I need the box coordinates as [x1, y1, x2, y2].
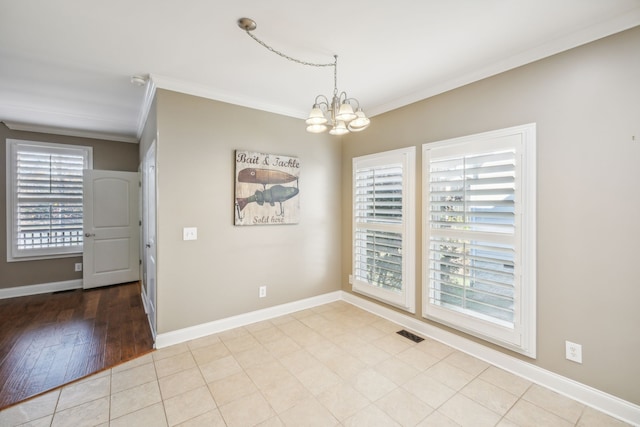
[348, 109, 371, 132]
[336, 103, 356, 122]
[329, 121, 349, 136]
[238, 18, 370, 135]
[307, 124, 329, 133]
[305, 105, 328, 125]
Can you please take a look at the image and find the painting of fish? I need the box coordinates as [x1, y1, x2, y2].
[236, 185, 299, 214]
[234, 150, 301, 226]
[237, 168, 298, 188]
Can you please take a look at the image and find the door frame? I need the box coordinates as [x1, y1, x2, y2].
[141, 141, 158, 339]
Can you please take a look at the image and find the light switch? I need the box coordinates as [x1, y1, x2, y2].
[183, 227, 197, 241]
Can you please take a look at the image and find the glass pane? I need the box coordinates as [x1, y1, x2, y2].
[17, 151, 84, 198]
[16, 202, 84, 250]
[429, 149, 516, 234]
[15, 148, 86, 251]
[429, 236, 515, 325]
[355, 228, 403, 293]
[355, 164, 403, 224]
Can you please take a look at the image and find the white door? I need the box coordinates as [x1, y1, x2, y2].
[83, 170, 140, 289]
[142, 142, 157, 336]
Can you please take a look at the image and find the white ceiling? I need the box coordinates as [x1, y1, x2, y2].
[1, 1, 639, 143]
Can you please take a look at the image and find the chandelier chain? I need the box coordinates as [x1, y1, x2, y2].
[237, 17, 369, 135]
[333, 56, 338, 95]
[244, 31, 335, 68]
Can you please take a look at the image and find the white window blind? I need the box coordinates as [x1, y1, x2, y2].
[6, 140, 92, 261]
[353, 147, 415, 312]
[423, 124, 536, 357]
[429, 147, 517, 326]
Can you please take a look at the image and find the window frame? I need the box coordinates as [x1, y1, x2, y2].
[352, 146, 416, 313]
[422, 124, 536, 357]
[6, 139, 93, 262]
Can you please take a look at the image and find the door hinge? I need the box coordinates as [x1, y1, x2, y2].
[139, 220, 142, 226]
[139, 259, 142, 265]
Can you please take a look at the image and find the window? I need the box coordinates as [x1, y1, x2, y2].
[423, 124, 536, 357]
[6, 139, 93, 261]
[352, 147, 416, 312]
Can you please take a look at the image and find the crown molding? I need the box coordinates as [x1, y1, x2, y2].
[368, 8, 640, 117]
[149, 73, 308, 120]
[2, 120, 139, 143]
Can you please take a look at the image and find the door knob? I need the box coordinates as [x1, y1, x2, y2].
[85, 233, 96, 237]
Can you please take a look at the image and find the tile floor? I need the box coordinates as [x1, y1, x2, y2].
[0, 301, 631, 427]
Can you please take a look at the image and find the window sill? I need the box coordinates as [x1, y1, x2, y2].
[7, 251, 83, 263]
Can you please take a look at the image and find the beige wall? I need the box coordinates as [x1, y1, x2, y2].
[342, 27, 640, 404]
[154, 90, 342, 334]
[0, 123, 139, 289]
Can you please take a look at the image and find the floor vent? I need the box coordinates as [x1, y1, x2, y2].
[396, 329, 425, 343]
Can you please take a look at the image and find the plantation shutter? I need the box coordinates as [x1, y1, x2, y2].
[352, 147, 416, 313]
[427, 145, 518, 326]
[7, 140, 92, 260]
[354, 164, 404, 291]
[423, 124, 536, 357]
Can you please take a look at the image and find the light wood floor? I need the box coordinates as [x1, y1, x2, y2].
[0, 282, 154, 410]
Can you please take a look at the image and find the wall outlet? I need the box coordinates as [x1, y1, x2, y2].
[259, 285, 267, 298]
[565, 340, 582, 363]
[348, 274, 353, 284]
[183, 227, 198, 241]
[75, 263, 83, 272]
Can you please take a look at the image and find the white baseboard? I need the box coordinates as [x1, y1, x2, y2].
[155, 291, 342, 349]
[341, 291, 640, 427]
[0, 279, 83, 299]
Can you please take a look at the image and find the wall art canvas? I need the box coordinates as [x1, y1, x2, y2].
[234, 150, 300, 225]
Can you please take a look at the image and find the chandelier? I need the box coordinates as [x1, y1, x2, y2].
[238, 17, 370, 135]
